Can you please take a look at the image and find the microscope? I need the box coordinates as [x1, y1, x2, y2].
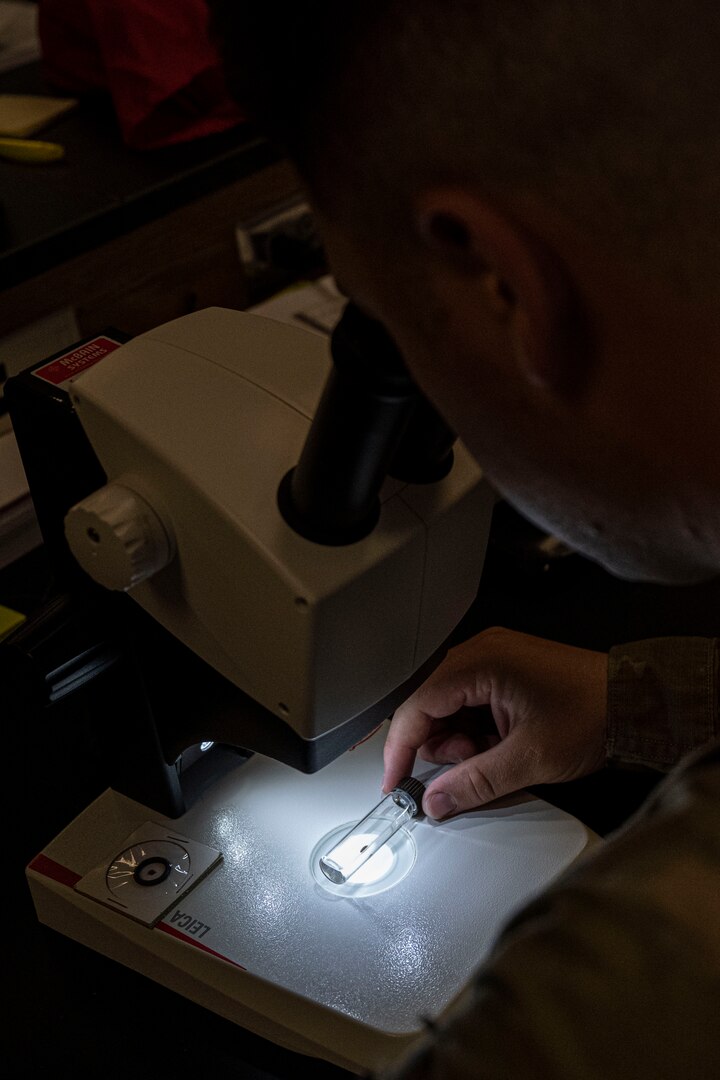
[5, 302, 598, 1074]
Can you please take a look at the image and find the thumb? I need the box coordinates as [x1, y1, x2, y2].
[423, 733, 536, 819]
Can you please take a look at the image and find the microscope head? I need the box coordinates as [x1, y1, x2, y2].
[10, 303, 495, 773]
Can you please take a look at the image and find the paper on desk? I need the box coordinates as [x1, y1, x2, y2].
[0, 426, 28, 506]
[249, 275, 346, 336]
[0, 93, 77, 137]
[0, 1, 41, 74]
[0, 306, 79, 567]
[0, 427, 41, 569]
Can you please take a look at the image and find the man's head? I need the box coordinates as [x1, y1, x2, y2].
[208, 1, 720, 584]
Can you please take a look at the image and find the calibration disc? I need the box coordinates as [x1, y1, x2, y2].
[75, 821, 223, 926]
[107, 839, 191, 898]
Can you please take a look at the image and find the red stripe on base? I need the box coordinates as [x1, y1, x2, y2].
[27, 852, 82, 887]
[26, 854, 245, 970]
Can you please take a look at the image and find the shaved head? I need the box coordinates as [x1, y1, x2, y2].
[209, 1, 720, 295]
[208, 1, 720, 586]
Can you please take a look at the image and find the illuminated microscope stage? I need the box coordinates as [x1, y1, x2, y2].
[27, 722, 600, 1075]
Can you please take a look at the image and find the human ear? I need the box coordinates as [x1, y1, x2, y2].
[414, 188, 588, 394]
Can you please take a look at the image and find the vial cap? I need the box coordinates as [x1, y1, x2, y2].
[394, 776, 426, 817]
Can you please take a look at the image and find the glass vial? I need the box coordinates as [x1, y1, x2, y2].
[319, 776, 425, 885]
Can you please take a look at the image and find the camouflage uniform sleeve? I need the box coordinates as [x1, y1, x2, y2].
[606, 637, 719, 770]
[378, 738, 720, 1080]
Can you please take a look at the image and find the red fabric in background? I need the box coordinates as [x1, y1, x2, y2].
[37, 0, 245, 149]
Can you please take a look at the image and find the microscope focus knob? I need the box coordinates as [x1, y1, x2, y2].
[64, 483, 174, 591]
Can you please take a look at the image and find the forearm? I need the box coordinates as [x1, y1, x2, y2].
[378, 738, 720, 1080]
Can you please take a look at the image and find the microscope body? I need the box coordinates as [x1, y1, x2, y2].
[5, 304, 494, 812]
[10, 306, 601, 1078]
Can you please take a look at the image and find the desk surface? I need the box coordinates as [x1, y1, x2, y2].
[0, 61, 282, 292]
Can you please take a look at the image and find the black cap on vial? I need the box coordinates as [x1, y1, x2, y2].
[393, 776, 426, 817]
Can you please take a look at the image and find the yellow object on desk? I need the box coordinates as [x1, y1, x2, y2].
[0, 136, 64, 163]
[0, 603, 25, 641]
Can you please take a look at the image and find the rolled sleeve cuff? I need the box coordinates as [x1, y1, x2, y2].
[607, 637, 719, 771]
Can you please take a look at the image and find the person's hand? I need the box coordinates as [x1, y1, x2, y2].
[382, 626, 609, 819]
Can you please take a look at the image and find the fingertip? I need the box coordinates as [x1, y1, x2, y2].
[381, 764, 401, 794]
[424, 790, 458, 821]
[382, 748, 417, 795]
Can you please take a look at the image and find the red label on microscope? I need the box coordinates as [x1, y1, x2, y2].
[32, 336, 123, 386]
